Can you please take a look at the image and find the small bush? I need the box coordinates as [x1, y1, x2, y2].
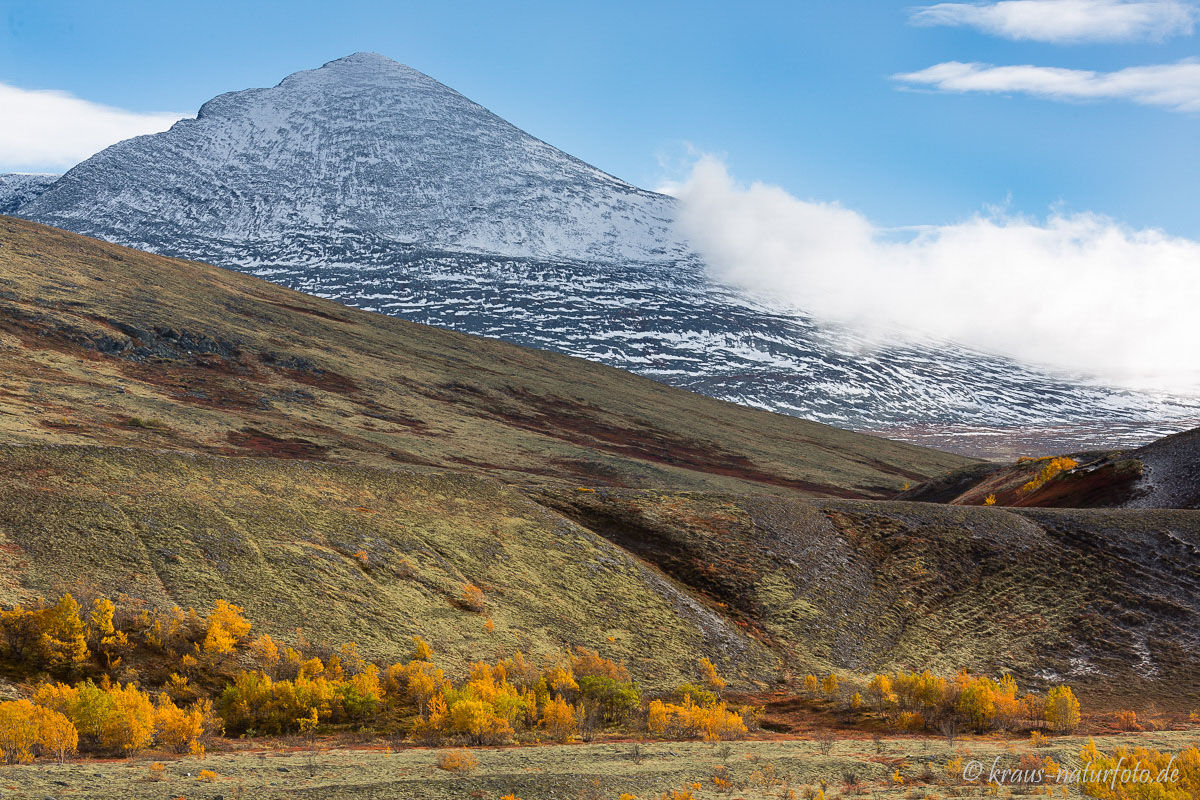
[437, 748, 478, 774]
[148, 762, 167, 781]
[126, 417, 169, 431]
[460, 583, 485, 612]
[197, 769, 218, 782]
[1113, 709, 1141, 731]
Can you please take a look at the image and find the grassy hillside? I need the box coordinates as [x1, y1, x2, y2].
[541, 486, 1200, 701]
[4, 443, 1197, 699]
[1, 217, 1196, 702]
[0, 444, 779, 689]
[0, 216, 971, 496]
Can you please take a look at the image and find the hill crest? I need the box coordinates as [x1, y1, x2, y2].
[0, 215, 968, 495]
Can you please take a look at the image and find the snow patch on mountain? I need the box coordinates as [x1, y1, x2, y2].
[0, 173, 58, 214]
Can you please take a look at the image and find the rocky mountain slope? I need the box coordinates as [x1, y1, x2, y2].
[0, 173, 58, 214]
[16, 54, 1200, 455]
[19, 53, 686, 266]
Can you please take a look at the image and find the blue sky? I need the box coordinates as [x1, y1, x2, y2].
[2, 0, 1198, 237]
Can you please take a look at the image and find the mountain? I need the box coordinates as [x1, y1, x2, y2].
[0, 216, 969, 495]
[17, 53, 1200, 455]
[0, 173, 57, 214]
[2, 219, 1196, 696]
[19, 53, 685, 266]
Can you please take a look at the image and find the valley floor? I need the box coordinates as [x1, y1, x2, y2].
[2, 730, 1197, 799]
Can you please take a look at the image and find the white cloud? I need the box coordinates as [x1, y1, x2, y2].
[666, 156, 1200, 393]
[893, 59, 1200, 111]
[0, 82, 186, 171]
[909, 0, 1197, 43]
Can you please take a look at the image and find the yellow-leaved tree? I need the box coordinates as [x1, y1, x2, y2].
[540, 694, 579, 742]
[1045, 686, 1080, 733]
[698, 657, 726, 693]
[0, 700, 41, 764]
[411, 635, 434, 662]
[251, 634, 280, 676]
[101, 682, 156, 755]
[35, 705, 79, 764]
[202, 600, 252, 657]
[956, 673, 1002, 731]
[40, 594, 90, 674]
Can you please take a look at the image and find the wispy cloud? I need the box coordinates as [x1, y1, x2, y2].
[0, 82, 186, 171]
[665, 156, 1200, 393]
[909, 0, 1198, 43]
[893, 59, 1200, 111]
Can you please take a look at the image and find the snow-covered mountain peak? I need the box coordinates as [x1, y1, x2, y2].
[24, 53, 685, 265]
[197, 52, 449, 118]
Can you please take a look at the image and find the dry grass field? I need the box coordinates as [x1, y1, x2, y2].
[2, 729, 1197, 799]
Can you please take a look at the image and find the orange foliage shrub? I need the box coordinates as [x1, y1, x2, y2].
[698, 657, 726, 692]
[460, 584, 485, 612]
[572, 647, 629, 682]
[540, 694, 579, 742]
[1114, 710, 1142, 731]
[1080, 742, 1199, 799]
[436, 748, 478, 773]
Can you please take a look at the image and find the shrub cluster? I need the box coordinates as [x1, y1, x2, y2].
[843, 669, 1081, 734]
[1019, 456, 1079, 494]
[1080, 740, 1199, 799]
[1, 592, 751, 760]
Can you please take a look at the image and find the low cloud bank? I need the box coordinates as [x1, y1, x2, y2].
[664, 156, 1200, 393]
[0, 82, 185, 171]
